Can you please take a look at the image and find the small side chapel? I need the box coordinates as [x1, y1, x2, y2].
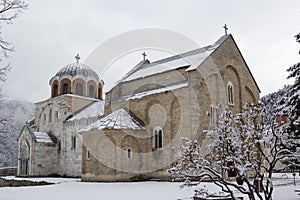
[17, 55, 105, 177]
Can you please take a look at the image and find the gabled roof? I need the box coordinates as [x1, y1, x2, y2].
[18, 125, 35, 140]
[119, 34, 229, 83]
[80, 108, 145, 132]
[113, 34, 260, 93]
[66, 101, 105, 122]
[32, 132, 55, 143]
[18, 125, 57, 144]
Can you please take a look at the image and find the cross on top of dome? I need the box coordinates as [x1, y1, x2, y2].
[75, 53, 80, 63]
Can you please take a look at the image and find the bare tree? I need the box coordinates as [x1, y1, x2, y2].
[0, 0, 27, 87]
[169, 103, 300, 200]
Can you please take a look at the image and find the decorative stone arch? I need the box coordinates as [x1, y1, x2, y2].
[87, 80, 97, 98]
[143, 99, 161, 126]
[51, 80, 59, 98]
[245, 85, 256, 104]
[73, 78, 86, 96]
[225, 65, 242, 111]
[60, 78, 71, 95]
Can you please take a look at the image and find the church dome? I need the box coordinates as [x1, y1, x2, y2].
[49, 54, 104, 100]
[55, 62, 99, 80]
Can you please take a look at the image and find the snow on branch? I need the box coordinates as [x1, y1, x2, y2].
[169, 102, 300, 200]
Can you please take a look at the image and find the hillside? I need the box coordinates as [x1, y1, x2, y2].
[0, 96, 34, 167]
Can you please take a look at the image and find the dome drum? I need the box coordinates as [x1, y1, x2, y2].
[50, 60, 103, 100]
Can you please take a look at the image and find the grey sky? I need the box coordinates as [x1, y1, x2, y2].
[2, 0, 300, 102]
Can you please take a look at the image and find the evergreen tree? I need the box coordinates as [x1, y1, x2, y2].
[285, 34, 300, 136]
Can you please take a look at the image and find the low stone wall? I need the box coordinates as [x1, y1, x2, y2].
[0, 177, 53, 187]
[0, 167, 17, 176]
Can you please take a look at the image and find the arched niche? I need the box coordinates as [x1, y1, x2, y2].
[60, 78, 71, 95]
[87, 80, 97, 98]
[51, 80, 59, 98]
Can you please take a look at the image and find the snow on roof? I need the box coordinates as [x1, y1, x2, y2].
[55, 62, 99, 80]
[80, 108, 145, 132]
[114, 82, 188, 103]
[33, 132, 54, 143]
[120, 35, 228, 83]
[66, 101, 105, 122]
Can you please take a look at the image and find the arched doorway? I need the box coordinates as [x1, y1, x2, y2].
[19, 141, 30, 175]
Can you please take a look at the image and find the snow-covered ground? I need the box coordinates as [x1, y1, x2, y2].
[0, 174, 300, 200]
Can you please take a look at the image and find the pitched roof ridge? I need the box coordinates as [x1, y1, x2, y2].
[117, 34, 230, 84]
[143, 34, 229, 69]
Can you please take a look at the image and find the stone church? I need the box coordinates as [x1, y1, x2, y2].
[17, 34, 260, 180]
[79, 34, 260, 181]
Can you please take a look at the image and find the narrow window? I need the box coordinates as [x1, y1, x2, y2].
[89, 85, 95, 98]
[55, 111, 59, 121]
[87, 150, 91, 160]
[154, 130, 158, 149]
[58, 141, 61, 153]
[227, 82, 234, 105]
[49, 108, 52, 123]
[158, 130, 163, 148]
[153, 127, 163, 150]
[63, 83, 69, 94]
[127, 148, 132, 159]
[63, 84, 69, 94]
[71, 135, 76, 150]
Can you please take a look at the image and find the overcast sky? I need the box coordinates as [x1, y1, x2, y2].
[2, 0, 300, 102]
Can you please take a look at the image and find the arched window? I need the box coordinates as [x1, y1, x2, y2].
[227, 81, 234, 105]
[52, 83, 58, 97]
[76, 83, 83, 96]
[153, 126, 163, 150]
[63, 83, 69, 94]
[89, 85, 95, 98]
[127, 148, 132, 159]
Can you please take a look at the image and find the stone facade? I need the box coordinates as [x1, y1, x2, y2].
[81, 34, 260, 182]
[17, 34, 260, 181]
[17, 61, 104, 177]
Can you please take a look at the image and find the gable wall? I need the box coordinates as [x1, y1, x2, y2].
[210, 36, 260, 112]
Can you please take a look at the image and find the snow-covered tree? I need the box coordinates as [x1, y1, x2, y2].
[169, 103, 300, 200]
[283, 34, 300, 136]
